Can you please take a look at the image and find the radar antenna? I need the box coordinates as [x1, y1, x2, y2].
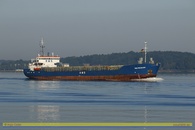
[40, 38, 45, 56]
[144, 41, 147, 63]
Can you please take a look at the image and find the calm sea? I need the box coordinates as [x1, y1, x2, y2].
[0, 72, 195, 130]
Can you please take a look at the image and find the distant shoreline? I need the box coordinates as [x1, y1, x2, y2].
[0, 70, 23, 72]
[159, 70, 195, 73]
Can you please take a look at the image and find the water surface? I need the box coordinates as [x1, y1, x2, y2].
[0, 72, 194, 130]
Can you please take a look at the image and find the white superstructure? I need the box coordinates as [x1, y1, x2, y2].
[29, 55, 60, 71]
[28, 38, 62, 71]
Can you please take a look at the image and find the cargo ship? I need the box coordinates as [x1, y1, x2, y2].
[23, 39, 160, 81]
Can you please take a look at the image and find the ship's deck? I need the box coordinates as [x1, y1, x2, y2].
[42, 65, 123, 72]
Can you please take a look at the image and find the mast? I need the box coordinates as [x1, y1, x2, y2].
[40, 38, 45, 56]
[144, 41, 147, 63]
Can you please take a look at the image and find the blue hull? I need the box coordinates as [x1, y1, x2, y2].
[23, 63, 160, 81]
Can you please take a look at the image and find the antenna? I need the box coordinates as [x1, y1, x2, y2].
[144, 41, 147, 63]
[40, 38, 45, 56]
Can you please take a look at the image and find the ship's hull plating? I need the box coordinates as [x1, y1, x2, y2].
[23, 64, 160, 81]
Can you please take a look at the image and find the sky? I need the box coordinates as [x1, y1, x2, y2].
[0, 0, 195, 60]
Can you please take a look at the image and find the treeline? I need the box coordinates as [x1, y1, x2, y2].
[61, 51, 141, 66]
[0, 59, 28, 71]
[61, 51, 195, 72]
[148, 51, 195, 71]
[0, 51, 195, 72]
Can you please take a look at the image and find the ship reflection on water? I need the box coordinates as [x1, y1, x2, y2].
[28, 80, 61, 121]
[29, 105, 60, 122]
[28, 80, 60, 90]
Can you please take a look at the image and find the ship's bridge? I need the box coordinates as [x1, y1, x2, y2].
[28, 38, 64, 71]
[36, 56, 60, 65]
[29, 55, 60, 71]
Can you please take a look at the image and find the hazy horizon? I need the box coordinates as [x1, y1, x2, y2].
[0, 0, 195, 60]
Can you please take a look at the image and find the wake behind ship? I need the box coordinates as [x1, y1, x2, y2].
[23, 39, 160, 81]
